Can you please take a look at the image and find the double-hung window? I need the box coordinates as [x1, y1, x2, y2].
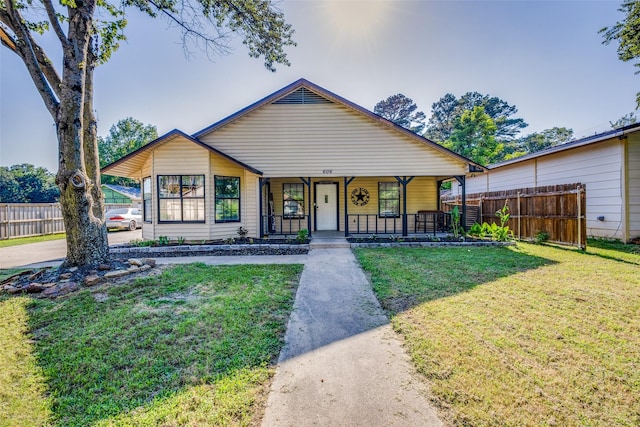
[142, 177, 152, 222]
[378, 182, 400, 217]
[215, 176, 241, 222]
[158, 175, 205, 222]
[283, 183, 304, 218]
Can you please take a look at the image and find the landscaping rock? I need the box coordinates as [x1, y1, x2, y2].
[43, 281, 79, 298]
[127, 265, 140, 273]
[59, 273, 73, 280]
[103, 270, 130, 279]
[84, 275, 100, 286]
[139, 265, 152, 272]
[98, 264, 111, 271]
[128, 258, 143, 267]
[5, 285, 20, 294]
[142, 258, 156, 267]
[25, 283, 48, 293]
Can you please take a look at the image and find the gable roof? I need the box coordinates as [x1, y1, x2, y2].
[486, 122, 640, 169]
[193, 78, 484, 172]
[102, 184, 141, 200]
[101, 129, 263, 177]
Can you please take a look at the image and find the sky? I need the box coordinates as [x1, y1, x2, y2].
[0, 0, 636, 172]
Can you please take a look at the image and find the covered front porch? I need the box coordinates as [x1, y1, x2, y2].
[257, 175, 469, 238]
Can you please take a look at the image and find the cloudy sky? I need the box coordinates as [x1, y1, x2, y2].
[0, 0, 636, 171]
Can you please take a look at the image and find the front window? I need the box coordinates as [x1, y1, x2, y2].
[378, 182, 400, 217]
[283, 183, 304, 218]
[158, 175, 205, 222]
[215, 176, 241, 222]
[142, 177, 152, 222]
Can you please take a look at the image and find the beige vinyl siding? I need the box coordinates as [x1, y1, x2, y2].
[462, 139, 626, 240]
[201, 103, 467, 177]
[209, 153, 259, 239]
[535, 142, 623, 239]
[152, 138, 210, 240]
[628, 133, 640, 239]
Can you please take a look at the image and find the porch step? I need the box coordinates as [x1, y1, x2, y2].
[309, 237, 351, 249]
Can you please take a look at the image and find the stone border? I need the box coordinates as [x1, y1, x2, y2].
[110, 243, 310, 258]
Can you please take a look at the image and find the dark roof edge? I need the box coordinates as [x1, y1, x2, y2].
[192, 78, 485, 172]
[486, 122, 640, 169]
[101, 129, 263, 176]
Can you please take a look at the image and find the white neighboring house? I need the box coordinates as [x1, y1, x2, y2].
[450, 123, 640, 242]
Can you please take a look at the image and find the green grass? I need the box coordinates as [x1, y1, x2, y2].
[0, 233, 65, 248]
[0, 268, 29, 282]
[355, 243, 640, 426]
[0, 263, 302, 426]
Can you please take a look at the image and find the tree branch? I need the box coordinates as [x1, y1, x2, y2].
[2, 1, 60, 117]
[42, 0, 69, 48]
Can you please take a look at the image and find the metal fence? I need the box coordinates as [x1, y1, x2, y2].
[442, 183, 587, 249]
[0, 203, 132, 239]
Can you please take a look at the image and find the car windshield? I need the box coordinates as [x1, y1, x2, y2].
[107, 208, 129, 215]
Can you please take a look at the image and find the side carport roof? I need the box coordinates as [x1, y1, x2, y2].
[193, 78, 486, 173]
[101, 129, 263, 177]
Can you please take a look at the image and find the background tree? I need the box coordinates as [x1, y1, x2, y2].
[373, 94, 427, 134]
[99, 118, 158, 186]
[610, 112, 638, 128]
[442, 106, 505, 165]
[512, 127, 574, 156]
[425, 92, 528, 142]
[0, 0, 295, 266]
[0, 164, 59, 203]
[600, 1, 640, 107]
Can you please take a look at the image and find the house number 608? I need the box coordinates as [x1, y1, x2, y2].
[322, 169, 333, 174]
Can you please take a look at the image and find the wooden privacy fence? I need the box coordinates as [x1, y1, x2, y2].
[0, 203, 132, 240]
[442, 183, 587, 249]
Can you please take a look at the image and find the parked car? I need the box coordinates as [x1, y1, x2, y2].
[105, 208, 142, 231]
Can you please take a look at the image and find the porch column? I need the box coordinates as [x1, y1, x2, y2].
[258, 178, 270, 237]
[437, 179, 443, 211]
[455, 175, 466, 230]
[344, 177, 355, 237]
[299, 177, 312, 237]
[395, 176, 415, 236]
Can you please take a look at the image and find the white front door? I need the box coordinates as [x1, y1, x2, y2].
[316, 184, 338, 230]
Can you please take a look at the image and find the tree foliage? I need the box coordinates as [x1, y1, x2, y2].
[426, 92, 527, 142]
[600, 1, 640, 107]
[511, 127, 574, 156]
[99, 118, 157, 186]
[610, 112, 638, 128]
[373, 94, 427, 134]
[442, 106, 505, 166]
[0, 0, 295, 266]
[0, 164, 59, 203]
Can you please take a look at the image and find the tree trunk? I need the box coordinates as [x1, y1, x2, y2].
[55, 0, 109, 267]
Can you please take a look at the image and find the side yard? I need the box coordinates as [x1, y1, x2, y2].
[354, 242, 640, 426]
[0, 263, 302, 427]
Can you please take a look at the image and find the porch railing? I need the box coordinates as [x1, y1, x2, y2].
[347, 211, 451, 236]
[261, 215, 308, 237]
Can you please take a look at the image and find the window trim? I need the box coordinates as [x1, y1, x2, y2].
[214, 175, 241, 223]
[282, 182, 305, 219]
[378, 181, 401, 218]
[142, 176, 152, 223]
[157, 174, 206, 223]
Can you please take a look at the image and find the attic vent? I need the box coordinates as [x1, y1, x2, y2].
[273, 88, 333, 105]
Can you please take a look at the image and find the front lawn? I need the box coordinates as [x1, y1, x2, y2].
[0, 233, 65, 248]
[0, 263, 302, 426]
[355, 243, 640, 426]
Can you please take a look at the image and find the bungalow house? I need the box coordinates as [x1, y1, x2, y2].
[450, 123, 640, 242]
[101, 79, 483, 241]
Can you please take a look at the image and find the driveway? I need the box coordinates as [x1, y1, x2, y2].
[0, 229, 142, 269]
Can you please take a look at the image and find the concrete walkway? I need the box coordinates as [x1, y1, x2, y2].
[261, 248, 442, 426]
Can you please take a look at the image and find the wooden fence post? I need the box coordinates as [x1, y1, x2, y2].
[517, 192, 521, 240]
